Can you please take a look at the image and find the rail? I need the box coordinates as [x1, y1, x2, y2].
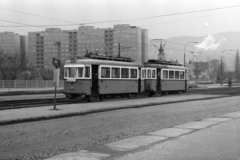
[0, 80, 64, 88]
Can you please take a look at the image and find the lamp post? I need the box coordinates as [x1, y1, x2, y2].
[221, 49, 235, 85]
[184, 42, 198, 67]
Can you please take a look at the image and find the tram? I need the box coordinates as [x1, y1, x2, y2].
[63, 55, 188, 101]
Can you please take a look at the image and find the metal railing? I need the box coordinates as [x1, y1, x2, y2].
[0, 80, 64, 88]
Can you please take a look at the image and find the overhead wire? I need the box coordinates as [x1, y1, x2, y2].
[0, 7, 75, 24]
[0, 19, 46, 29]
[142, 9, 240, 27]
[1, 4, 240, 28]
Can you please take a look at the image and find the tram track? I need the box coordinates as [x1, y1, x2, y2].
[0, 98, 82, 110]
[0, 86, 239, 110]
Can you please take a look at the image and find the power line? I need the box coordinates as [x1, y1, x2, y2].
[118, 4, 240, 22]
[0, 7, 75, 24]
[143, 9, 240, 27]
[0, 19, 46, 29]
[1, 4, 240, 28]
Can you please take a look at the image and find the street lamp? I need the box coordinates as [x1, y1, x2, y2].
[184, 42, 198, 67]
[221, 49, 235, 85]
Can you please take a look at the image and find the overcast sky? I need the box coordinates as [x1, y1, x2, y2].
[1, 0, 240, 39]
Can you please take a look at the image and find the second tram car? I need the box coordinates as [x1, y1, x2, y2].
[143, 60, 188, 96]
[63, 55, 188, 101]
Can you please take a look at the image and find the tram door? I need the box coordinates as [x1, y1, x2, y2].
[91, 65, 99, 94]
[138, 67, 141, 93]
[157, 69, 161, 92]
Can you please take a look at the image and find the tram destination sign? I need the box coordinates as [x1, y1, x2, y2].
[71, 57, 76, 63]
[52, 58, 60, 68]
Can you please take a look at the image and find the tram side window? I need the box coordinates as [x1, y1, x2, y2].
[180, 71, 185, 79]
[130, 69, 137, 78]
[169, 70, 174, 79]
[142, 69, 146, 78]
[152, 70, 156, 78]
[101, 67, 110, 78]
[112, 68, 120, 78]
[147, 69, 151, 78]
[85, 66, 90, 78]
[121, 68, 129, 78]
[175, 71, 180, 79]
[77, 67, 83, 78]
[162, 70, 168, 79]
[69, 67, 76, 78]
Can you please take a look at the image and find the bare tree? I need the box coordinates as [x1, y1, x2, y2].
[0, 51, 32, 80]
[209, 59, 220, 80]
[235, 50, 240, 80]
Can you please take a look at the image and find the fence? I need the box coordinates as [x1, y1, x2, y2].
[0, 80, 64, 88]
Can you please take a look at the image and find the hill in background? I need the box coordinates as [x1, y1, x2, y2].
[148, 31, 240, 71]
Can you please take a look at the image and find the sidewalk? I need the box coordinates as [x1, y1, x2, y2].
[46, 111, 240, 160]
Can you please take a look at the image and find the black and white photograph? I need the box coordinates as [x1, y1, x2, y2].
[1, 0, 240, 159]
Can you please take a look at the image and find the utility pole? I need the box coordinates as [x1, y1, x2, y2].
[53, 41, 61, 110]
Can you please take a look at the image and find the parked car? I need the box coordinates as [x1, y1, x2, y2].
[188, 81, 198, 88]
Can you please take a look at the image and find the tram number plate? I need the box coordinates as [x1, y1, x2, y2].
[67, 78, 76, 82]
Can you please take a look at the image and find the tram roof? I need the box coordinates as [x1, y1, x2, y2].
[65, 57, 143, 67]
[144, 62, 188, 70]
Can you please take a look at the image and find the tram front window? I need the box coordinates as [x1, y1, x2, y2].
[85, 66, 90, 78]
[64, 68, 68, 78]
[69, 68, 76, 78]
[77, 67, 83, 78]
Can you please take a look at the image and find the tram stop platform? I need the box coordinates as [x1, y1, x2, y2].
[0, 93, 228, 126]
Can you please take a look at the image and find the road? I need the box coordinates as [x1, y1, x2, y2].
[1, 95, 240, 160]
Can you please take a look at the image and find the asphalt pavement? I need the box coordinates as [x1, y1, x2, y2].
[46, 111, 240, 160]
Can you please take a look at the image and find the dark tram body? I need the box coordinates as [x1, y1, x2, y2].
[63, 55, 188, 101]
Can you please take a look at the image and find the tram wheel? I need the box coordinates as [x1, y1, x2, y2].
[85, 95, 91, 102]
[99, 95, 103, 101]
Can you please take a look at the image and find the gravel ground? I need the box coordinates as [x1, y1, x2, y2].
[1, 96, 240, 160]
